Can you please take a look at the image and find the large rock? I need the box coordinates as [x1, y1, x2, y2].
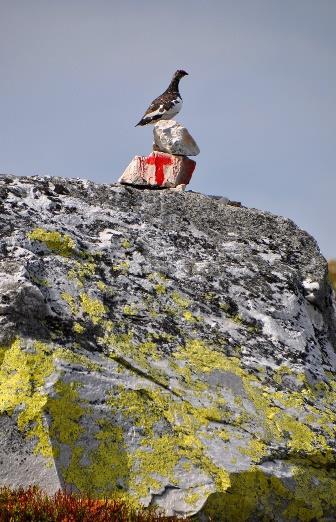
[119, 151, 195, 188]
[0, 174, 336, 520]
[153, 120, 200, 156]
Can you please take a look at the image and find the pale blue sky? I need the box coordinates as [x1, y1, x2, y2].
[0, 0, 335, 257]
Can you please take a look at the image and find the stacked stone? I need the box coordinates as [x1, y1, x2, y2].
[118, 121, 200, 189]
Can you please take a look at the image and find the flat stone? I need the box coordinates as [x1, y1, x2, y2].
[118, 151, 196, 188]
[153, 120, 200, 156]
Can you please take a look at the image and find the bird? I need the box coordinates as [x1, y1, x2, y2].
[135, 69, 188, 126]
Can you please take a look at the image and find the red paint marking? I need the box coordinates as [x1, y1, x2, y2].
[146, 154, 173, 185]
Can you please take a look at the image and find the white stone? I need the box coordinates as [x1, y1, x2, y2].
[153, 120, 200, 156]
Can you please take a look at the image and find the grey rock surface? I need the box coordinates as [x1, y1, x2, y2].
[0, 174, 335, 520]
[153, 120, 200, 156]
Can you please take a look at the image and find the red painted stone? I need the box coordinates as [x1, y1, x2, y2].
[119, 152, 196, 188]
[146, 154, 173, 186]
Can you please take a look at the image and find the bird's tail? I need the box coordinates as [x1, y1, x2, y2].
[135, 115, 162, 126]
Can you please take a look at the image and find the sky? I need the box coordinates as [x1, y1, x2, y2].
[0, 0, 335, 258]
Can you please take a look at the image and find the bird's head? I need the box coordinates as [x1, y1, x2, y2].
[174, 69, 188, 79]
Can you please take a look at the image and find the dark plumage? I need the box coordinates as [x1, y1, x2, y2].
[135, 69, 188, 127]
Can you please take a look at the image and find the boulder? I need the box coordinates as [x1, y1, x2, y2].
[153, 120, 200, 156]
[0, 174, 336, 520]
[118, 151, 195, 188]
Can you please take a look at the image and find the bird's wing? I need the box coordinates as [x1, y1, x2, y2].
[136, 92, 182, 126]
[142, 94, 167, 118]
[146, 90, 182, 113]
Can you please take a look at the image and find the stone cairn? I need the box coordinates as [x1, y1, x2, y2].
[118, 121, 200, 189]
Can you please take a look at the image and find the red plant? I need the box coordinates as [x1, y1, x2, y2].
[0, 486, 182, 521]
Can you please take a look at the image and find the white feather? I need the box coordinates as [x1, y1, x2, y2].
[144, 104, 164, 119]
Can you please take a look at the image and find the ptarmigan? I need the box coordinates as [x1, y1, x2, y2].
[135, 69, 188, 126]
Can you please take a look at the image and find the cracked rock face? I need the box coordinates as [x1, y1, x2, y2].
[0, 174, 336, 520]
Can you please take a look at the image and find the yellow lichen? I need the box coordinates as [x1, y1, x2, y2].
[219, 303, 230, 312]
[201, 469, 289, 521]
[147, 272, 167, 282]
[171, 291, 191, 308]
[55, 347, 100, 372]
[0, 339, 55, 458]
[2, 282, 335, 518]
[112, 260, 129, 273]
[100, 329, 170, 389]
[231, 314, 244, 325]
[107, 386, 231, 500]
[61, 292, 78, 315]
[175, 340, 241, 375]
[73, 322, 85, 334]
[0, 346, 8, 367]
[172, 338, 336, 471]
[238, 439, 267, 462]
[283, 465, 336, 520]
[185, 490, 202, 506]
[274, 413, 318, 453]
[148, 331, 174, 343]
[203, 292, 217, 303]
[123, 304, 139, 316]
[30, 275, 49, 287]
[64, 422, 133, 502]
[121, 239, 131, 249]
[68, 261, 96, 288]
[48, 381, 85, 447]
[154, 283, 166, 295]
[28, 228, 75, 257]
[0, 339, 105, 461]
[97, 281, 106, 291]
[48, 377, 133, 501]
[80, 292, 106, 324]
[273, 364, 293, 385]
[202, 464, 336, 521]
[272, 389, 304, 409]
[183, 310, 198, 322]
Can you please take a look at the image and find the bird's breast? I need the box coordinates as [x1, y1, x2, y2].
[162, 98, 182, 119]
